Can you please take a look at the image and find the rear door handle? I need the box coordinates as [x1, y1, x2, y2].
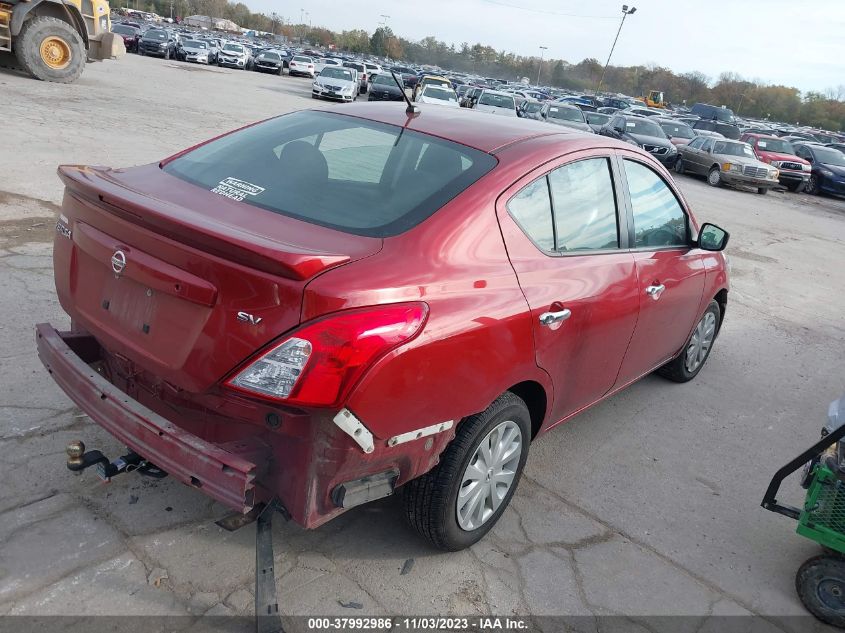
[539, 309, 572, 327]
[645, 284, 666, 300]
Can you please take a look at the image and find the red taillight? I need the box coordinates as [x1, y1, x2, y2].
[225, 303, 428, 407]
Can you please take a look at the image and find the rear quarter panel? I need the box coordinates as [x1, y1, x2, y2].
[301, 170, 553, 441]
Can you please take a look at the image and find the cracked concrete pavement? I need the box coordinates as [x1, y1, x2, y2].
[1, 55, 844, 631]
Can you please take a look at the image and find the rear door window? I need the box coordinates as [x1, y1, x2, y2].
[548, 158, 619, 251]
[507, 179, 555, 251]
[163, 111, 496, 237]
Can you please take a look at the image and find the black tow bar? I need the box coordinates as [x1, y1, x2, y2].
[67, 440, 286, 632]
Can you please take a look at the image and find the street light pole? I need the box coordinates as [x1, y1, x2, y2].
[536, 46, 547, 86]
[380, 14, 391, 59]
[595, 5, 636, 97]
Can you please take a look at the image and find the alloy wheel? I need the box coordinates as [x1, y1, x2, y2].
[456, 420, 522, 531]
[685, 311, 717, 373]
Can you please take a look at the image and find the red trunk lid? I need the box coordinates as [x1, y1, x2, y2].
[54, 163, 382, 393]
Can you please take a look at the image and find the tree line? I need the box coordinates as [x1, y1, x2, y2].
[129, 0, 844, 131]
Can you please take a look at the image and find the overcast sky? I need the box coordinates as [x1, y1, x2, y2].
[251, 0, 843, 93]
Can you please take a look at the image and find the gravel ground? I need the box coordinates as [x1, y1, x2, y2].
[1, 54, 844, 632]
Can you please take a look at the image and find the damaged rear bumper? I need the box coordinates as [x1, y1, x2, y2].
[35, 323, 263, 513]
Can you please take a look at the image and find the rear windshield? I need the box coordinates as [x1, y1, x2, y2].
[548, 106, 584, 122]
[163, 111, 497, 237]
[478, 93, 514, 109]
[422, 86, 457, 101]
[145, 30, 167, 40]
[320, 67, 354, 81]
[112, 25, 137, 35]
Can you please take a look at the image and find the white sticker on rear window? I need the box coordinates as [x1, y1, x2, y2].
[758, 141, 767, 148]
[211, 177, 265, 201]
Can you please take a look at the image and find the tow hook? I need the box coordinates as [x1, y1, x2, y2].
[65, 440, 167, 481]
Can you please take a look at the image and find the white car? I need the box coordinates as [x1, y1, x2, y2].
[289, 55, 316, 78]
[312, 66, 359, 102]
[417, 84, 460, 108]
[313, 57, 343, 75]
[473, 90, 518, 116]
[364, 61, 383, 79]
[218, 43, 249, 69]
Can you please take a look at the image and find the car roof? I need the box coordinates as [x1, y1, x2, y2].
[320, 103, 581, 153]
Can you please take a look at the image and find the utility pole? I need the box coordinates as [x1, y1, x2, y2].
[536, 45, 547, 86]
[595, 5, 636, 97]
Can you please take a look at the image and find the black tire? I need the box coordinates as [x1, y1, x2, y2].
[139, 48, 145, 56]
[806, 175, 820, 195]
[164, 47, 170, 60]
[785, 181, 803, 193]
[757, 187, 768, 195]
[15, 16, 85, 83]
[796, 555, 845, 628]
[675, 158, 685, 175]
[657, 300, 721, 383]
[707, 167, 722, 187]
[403, 391, 531, 551]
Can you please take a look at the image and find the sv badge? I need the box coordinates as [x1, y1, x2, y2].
[237, 311, 263, 325]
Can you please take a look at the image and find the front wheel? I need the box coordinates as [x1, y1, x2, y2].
[657, 300, 720, 383]
[15, 16, 85, 83]
[757, 187, 768, 195]
[675, 158, 685, 175]
[707, 167, 722, 187]
[403, 392, 531, 551]
[806, 175, 820, 195]
[796, 555, 845, 628]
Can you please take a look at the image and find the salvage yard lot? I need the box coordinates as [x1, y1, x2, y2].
[1, 55, 845, 629]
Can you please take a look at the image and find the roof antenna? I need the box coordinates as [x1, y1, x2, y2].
[390, 71, 420, 117]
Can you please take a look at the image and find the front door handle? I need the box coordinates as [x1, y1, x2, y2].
[539, 309, 572, 327]
[645, 284, 666, 300]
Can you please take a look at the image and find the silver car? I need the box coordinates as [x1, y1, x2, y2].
[676, 137, 780, 194]
[312, 66, 359, 102]
[179, 40, 210, 64]
[473, 90, 517, 117]
[539, 103, 593, 133]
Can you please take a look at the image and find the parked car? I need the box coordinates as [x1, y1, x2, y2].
[253, 50, 285, 75]
[600, 114, 678, 168]
[363, 62, 383, 79]
[313, 57, 343, 75]
[676, 137, 779, 193]
[367, 73, 406, 102]
[138, 29, 176, 59]
[289, 55, 316, 78]
[111, 24, 141, 53]
[517, 99, 544, 119]
[461, 86, 483, 108]
[391, 66, 419, 89]
[473, 90, 517, 116]
[692, 119, 741, 140]
[218, 42, 250, 69]
[690, 103, 735, 123]
[413, 74, 452, 101]
[416, 84, 460, 107]
[42, 104, 729, 551]
[624, 106, 662, 118]
[740, 133, 811, 192]
[584, 112, 611, 133]
[176, 40, 211, 64]
[656, 119, 696, 146]
[198, 37, 221, 64]
[539, 103, 592, 132]
[342, 61, 369, 93]
[693, 129, 725, 139]
[312, 67, 359, 102]
[793, 143, 845, 196]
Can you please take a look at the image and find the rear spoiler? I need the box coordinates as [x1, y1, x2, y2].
[58, 164, 353, 281]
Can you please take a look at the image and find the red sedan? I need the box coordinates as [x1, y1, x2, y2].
[37, 104, 730, 551]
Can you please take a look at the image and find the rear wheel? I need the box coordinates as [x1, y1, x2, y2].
[15, 16, 85, 83]
[403, 392, 531, 551]
[657, 300, 720, 383]
[796, 555, 845, 628]
[707, 167, 722, 187]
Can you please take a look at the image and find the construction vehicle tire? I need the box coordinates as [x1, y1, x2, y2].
[16, 16, 85, 83]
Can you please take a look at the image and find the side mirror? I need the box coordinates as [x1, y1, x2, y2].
[697, 223, 729, 251]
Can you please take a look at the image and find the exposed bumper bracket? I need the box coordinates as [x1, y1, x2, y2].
[256, 500, 285, 633]
[332, 408, 374, 454]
